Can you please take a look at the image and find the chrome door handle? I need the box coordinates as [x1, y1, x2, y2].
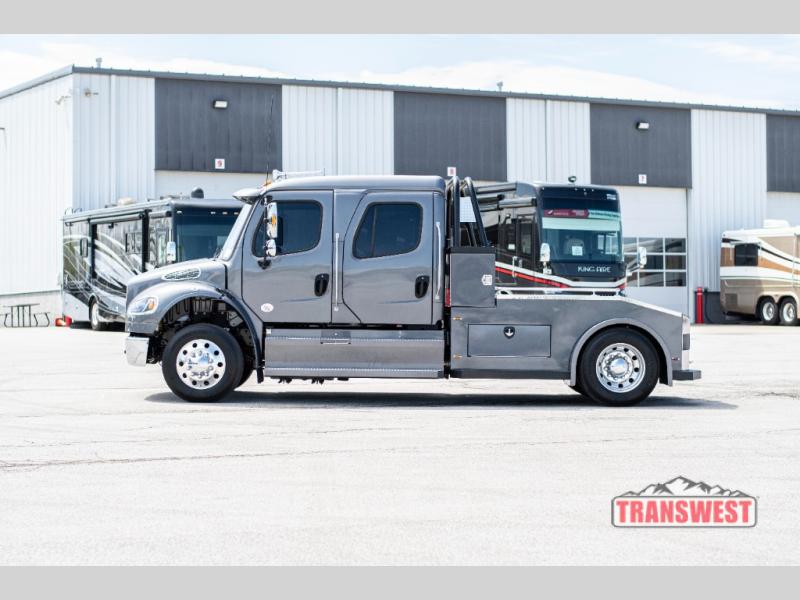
[333, 232, 340, 311]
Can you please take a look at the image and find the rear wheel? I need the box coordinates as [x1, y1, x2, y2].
[779, 298, 798, 326]
[578, 329, 659, 407]
[758, 297, 779, 325]
[89, 300, 107, 331]
[162, 323, 243, 402]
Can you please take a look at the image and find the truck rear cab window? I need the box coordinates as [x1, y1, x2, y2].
[353, 203, 422, 259]
[253, 201, 322, 255]
[734, 243, 759, 267]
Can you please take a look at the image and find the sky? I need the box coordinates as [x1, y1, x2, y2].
[2, 34, 800, 110]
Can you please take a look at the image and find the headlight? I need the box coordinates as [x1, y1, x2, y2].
[128, 296, 159, 315]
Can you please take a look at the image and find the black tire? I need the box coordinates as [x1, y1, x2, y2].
[238, 362, 255, 388]
[89, 299, 107, 331]
[779, 298, 798, 326]
[577, 329, 659, 407]
[758, 297, 779, 325]
[568, 382, 587, 396]
[162, 323, 244, 402]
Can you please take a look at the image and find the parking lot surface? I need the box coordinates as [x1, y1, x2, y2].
[1, 324, 799, 565]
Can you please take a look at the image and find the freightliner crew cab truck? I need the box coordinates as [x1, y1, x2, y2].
[124, 175, 700, 406]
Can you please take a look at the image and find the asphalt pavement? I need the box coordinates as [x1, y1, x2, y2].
[0, 324, 798, 564]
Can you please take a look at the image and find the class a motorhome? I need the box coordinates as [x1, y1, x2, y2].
[62, 189, 242, 330]
[720, 220, 800, 325]
[475, 182, 633, 290]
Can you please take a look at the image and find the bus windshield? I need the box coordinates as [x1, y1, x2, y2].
[175, 210, 240, 262]
[540, 193, 622, 263]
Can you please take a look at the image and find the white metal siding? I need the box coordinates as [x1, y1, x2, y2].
[617, 186, 689, 315]
[281, 85, 338, 175]
[506, 98, 547, 182]
[766, 192, 800, 225]
[545, 100, 591, 184]
[337, 88, 393, 175]
[155, 170, 265, 199]
[0, 76, 73, 296]
[618, 186, 688, 239]
[72, 73, 155, 210]
[688, 109, 767, 293]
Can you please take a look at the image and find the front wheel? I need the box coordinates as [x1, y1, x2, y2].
[162, 323, 244, 402]
[577, 329, 660, 407]
[779, 298, 798, 326]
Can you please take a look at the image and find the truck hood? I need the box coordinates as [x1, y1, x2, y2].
[125, 259, 227, 308]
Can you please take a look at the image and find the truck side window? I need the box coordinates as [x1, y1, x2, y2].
[353, 203, 422, 259]
[253, 201, 322, 256]
[734, 243, 759, 267]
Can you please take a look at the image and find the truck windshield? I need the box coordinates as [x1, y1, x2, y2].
[217, 203, 252, 261]
[540, 194, 622, 263]
[175, 210, 240, 262]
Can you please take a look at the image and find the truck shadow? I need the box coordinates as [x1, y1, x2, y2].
[145, 390, 733, 410]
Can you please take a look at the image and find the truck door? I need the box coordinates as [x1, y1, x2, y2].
[241, 190, 333, 323]
[337, 191, 434, 325]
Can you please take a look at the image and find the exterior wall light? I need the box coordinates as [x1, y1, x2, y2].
[637, 121, 650, 130]
[213, 100, 228, 109]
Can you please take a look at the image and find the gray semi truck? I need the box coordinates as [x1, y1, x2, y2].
[124, 175, 700, 406]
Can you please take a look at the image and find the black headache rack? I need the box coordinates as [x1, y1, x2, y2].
[445, 176, 491, 249]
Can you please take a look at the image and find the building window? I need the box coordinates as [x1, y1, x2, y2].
[624, 236, 687, 287]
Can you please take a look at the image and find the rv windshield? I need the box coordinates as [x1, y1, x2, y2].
[540, 194, 622, 263]
[175, 210, 240, 262]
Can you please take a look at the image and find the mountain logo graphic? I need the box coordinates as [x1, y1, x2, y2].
[612, 476, 757, 528]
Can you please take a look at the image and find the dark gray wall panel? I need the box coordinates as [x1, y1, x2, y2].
[590, 104, 691, 188]
[768, 115, 800, 192]
[155, 79, 281, 173]
[394, 92, 506, 181]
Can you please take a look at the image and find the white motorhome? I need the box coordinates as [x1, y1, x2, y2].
[720, 220, 800, 325]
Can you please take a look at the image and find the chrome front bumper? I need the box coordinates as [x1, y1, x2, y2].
[125, 335, 150, 366]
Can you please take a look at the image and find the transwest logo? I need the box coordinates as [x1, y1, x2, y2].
[612, 476, 757, 528]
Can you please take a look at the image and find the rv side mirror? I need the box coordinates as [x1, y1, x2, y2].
[637, 246, 648, 269]
[265, 239, 277, 258]
[540, 242, 551, 264]
[165, 241, 177, 264]
[265, 201, 278, 240]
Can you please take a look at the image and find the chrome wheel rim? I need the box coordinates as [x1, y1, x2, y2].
[596, 342, 645, 393]
[763, 302, 775, 321]
[783, 303, 796, 322]
[175, 338, 226, 389]
[91, 302, 99, 327]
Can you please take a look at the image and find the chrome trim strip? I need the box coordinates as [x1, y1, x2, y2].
[434, 221, 442, 301]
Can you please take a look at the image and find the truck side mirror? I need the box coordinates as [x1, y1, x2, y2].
[540, 242, 551, 264]
[265, 201, 278, 240]
[258, 202, 279, 269]
[165, 241, 177, 264]
[637, 246, 648, 270]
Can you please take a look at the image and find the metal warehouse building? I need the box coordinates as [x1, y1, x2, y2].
[2, 64, 800, 318]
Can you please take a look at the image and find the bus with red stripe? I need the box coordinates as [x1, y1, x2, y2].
[475, 182, 629, 291]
